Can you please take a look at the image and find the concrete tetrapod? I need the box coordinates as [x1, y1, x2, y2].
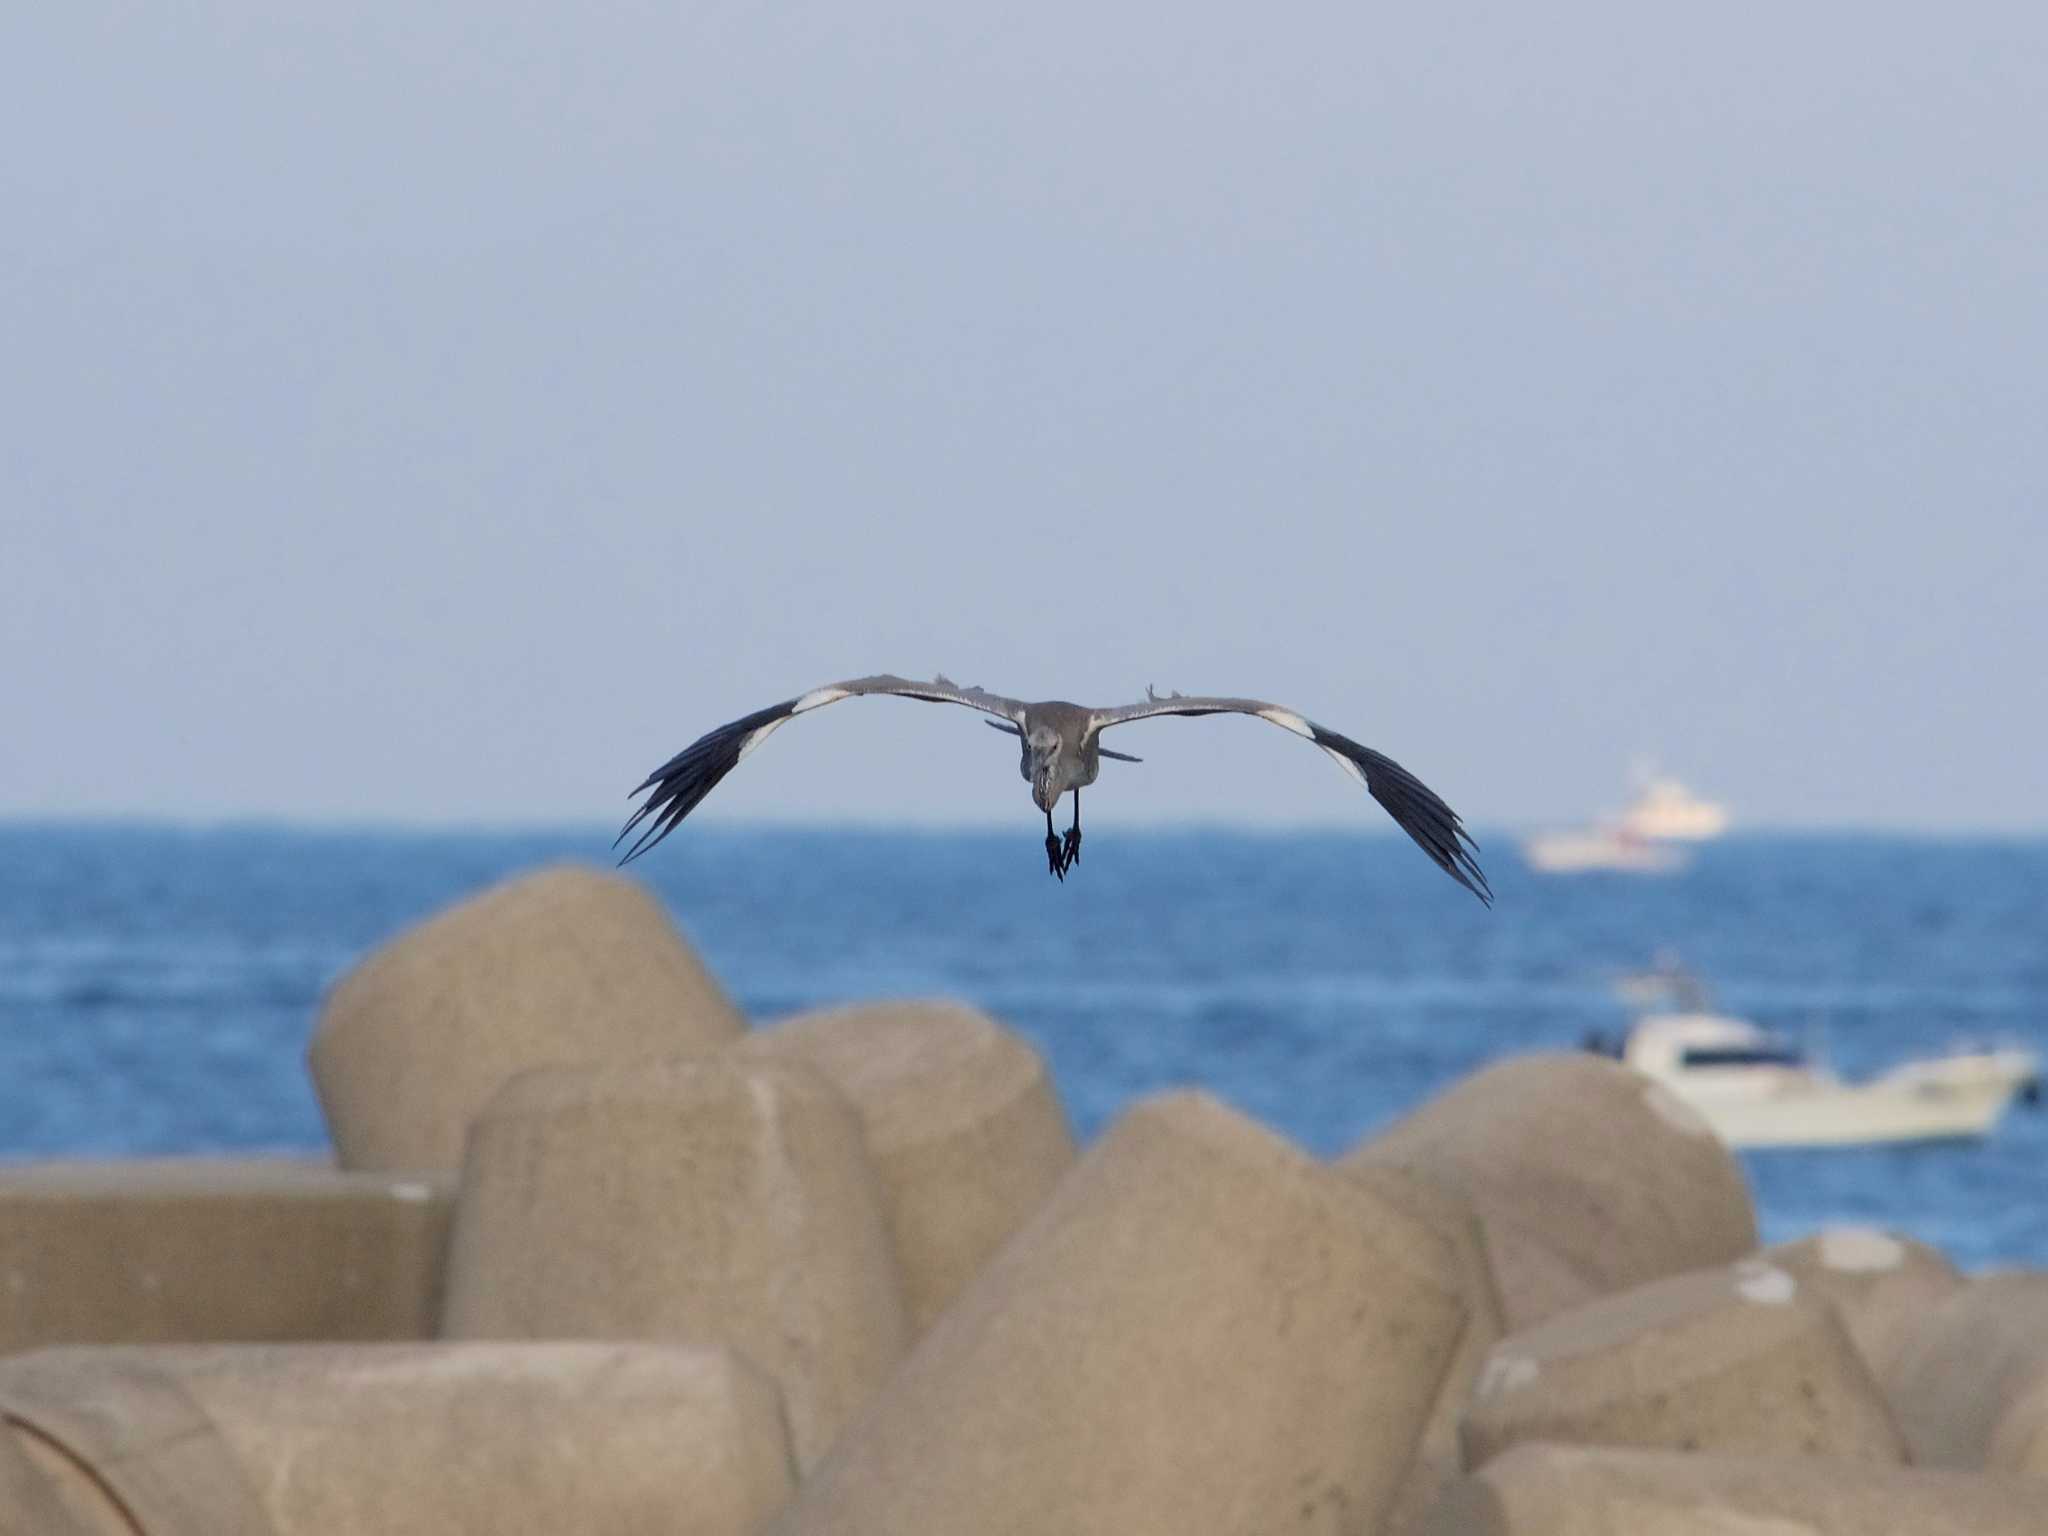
[771, 1091, 1469, 1536]
[1425, 1442, 2048, 1535]
[735, 999, 1075, 1333]
[309, 865, 743, 1172]
[1881, 1270, 2048, 1474]
[0, 1160, 450, 1352]
[1991, 1383, 2048, 1479]
[0, 1427, 90, 1536]
[1759, 1226, 1962, 1380]
[1333, 1164, 1505, 1536]
[0, 1343, 794, 1536]
[1346, 1053, 1756, 1331]
[1460, 1257, 1908, 1467]
[440, 1054, 907, 1469]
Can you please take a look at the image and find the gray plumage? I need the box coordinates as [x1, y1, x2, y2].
[618, 673, 1489, 902]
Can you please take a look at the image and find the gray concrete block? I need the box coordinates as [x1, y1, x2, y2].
[736, 998, 1075, 1333]
[1425, 1442, 2048, 1535]
[1335, 1163, 1505, 1536]
[1761, 1226, 1963, 1379]
[1347, 1053, 1757, 1330]
[0, 1160, 449, 1352]
[439, 1054, 907, 1469]
[1882, 1269, 2048, 1474]
[1461, 1257, 1907, 1467]
[310, 864, 743, 1172]
[773, 1091, 1469, 1536]
[0, 1342, 794, 1536]
[0, 1427, 98, 1536]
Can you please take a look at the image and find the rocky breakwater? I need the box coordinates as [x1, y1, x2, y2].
[0, 861, 2043, 1533]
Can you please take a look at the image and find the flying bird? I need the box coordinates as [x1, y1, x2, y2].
[617, 674, 1490, 903]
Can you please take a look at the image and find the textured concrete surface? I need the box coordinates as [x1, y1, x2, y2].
[1761, 1226, 1963, 1379]
[1881, 1269, 2048, 1474]
[0, 1343, 795, 1536]
[1346, 1052, 1757, 1331]
[0, 1427, 100, 1536]
[736, 998, 1075, 1333]
[1426, 1442, 2048, 1535]
[1335, 1162, 1505, 1536]
[1461, 1257, 1907, 1467]
[309, 864, 743, 1171]
[773, 1091, 1469, 1536]
[440, 1053, 907, 1468]
[0, 1160, 450, 1353]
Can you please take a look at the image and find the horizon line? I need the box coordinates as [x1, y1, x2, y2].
[2, 812, 2045, 845]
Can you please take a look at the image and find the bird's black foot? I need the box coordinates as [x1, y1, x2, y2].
[1045, 830, 1066, 881]
[1061, 824, 1081, 871]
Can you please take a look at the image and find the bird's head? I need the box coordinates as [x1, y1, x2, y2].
[1025, 725, 1062, 812]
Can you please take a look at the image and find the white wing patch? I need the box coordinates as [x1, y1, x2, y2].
[1317, 745, 1367, 785]
[740, 688, 848, 763]
[1255, 707, 1314, 739]
[736, 718, 792, 762]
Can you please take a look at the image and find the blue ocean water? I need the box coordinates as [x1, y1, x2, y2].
[2, 823, 2043, 1268]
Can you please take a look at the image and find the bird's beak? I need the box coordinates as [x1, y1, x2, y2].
[1031, 768, 1057, 813]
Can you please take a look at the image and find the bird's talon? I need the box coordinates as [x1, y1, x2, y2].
[1062, 827, 1082, 868]
[1045, 832, 1065, 880]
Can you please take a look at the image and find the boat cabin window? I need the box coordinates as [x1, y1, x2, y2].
[1679, 1045, 1804, 1069]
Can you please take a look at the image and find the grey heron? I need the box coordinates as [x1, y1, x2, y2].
[618, 674, 1490, 903]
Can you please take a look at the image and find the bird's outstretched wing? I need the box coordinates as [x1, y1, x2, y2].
[1089, 690, 1491, 904]
[617, 675, 1028, 863]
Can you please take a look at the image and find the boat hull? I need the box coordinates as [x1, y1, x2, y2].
[1521, 834, 1689, 875]
[1666, 1071, 2025, 1149]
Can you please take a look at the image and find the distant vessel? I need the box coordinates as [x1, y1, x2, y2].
[1522, 766, 1727, 875]
[1593, 1010, 2039, 1148]
[1521, 827, 1690, 875]
[1587, 962, 2041, 1147]
[1616, 775, 1730, 842]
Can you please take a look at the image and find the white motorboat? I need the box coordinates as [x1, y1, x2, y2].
[1590, 1010, 2039, 1149]
[1616, 776, 1729, 842]
[1522, 767, 1726, 875]
[1521, 827, 1691, 875]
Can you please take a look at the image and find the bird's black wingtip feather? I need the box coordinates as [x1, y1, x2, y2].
[1311, 726, 1493, 906]
[614, 698, 802, 867]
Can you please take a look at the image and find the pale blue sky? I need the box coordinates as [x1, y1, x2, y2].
[4, 4, 2043, 830]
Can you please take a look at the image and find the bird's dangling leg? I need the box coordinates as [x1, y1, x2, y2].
[1045, 805, 1065, 881]
[1061, 790, 1082, 872]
